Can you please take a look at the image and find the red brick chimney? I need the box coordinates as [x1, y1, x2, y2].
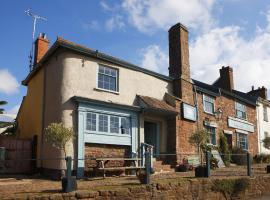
[169, 23, 190, 81]
[34, 33, 49, 65]
[213, 66, 234, 91]
[247, 86, 268, 99]
[168, 23, 193, 104]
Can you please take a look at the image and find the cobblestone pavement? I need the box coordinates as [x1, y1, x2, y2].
[0, 163, 268, 198]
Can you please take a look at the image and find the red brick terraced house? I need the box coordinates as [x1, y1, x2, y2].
[17, 23, 258, 178]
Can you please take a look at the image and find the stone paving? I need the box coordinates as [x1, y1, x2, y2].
[0, 163, 268, 199]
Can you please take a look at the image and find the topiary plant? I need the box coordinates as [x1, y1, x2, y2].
[189, 129, 209, 164]
[44, 123, 74, 158]
[263, 136, 270, 150]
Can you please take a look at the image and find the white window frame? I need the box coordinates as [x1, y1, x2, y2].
[203, 94, 215, 115]
[263, 105, 268, 122]
[97, 64, 119, 93]
[235, 102, 247, 120]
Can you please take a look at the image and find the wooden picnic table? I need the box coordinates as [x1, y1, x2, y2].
[95, 158, 142, 178]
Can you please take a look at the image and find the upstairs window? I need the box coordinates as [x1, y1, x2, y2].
[235, 102, 247, 119]
[205, 126, 216, 145]
[98, 65, 118, 92]
[203, 94, 215, 114]
[263, 106, 268, 122]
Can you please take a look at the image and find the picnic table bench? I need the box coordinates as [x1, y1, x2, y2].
[96, 158, 143, 178]
[187, 156, 200, 167]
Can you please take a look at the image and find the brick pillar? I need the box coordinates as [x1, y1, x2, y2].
[168, 23, 194, 105]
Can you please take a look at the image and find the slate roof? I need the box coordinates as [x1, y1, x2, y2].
[22, 37, 173, 85]
[137, 95, 177, 114]
[193, 79, 257, 106]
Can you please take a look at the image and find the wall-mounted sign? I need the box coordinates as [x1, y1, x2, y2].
[228, 117, 254, 133]
[182, 103, 197, 122]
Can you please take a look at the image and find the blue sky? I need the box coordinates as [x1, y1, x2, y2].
[1, 0, 270, 118]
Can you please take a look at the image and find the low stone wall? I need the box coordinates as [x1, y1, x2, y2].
[7, 175, 270, 200]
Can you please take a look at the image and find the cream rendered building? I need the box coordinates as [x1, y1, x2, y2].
[247, 87, 270, 154]
[17, 33, 178, 178]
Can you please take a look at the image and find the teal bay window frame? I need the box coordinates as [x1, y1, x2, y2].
[76, 98, 139, 178]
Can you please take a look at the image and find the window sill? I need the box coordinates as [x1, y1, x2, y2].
[94, 87, 120, 95]
[204, 111, 215, 116]
[235, 116, 248, 121]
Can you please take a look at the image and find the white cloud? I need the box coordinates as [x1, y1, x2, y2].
[105, 15, 125, 31]
[82, 20, 100, 31]
[121, 0, 216, 33]
[140, 45, 168, 74]
[190, 21, 270, 93]
[0, 69, 19, 95]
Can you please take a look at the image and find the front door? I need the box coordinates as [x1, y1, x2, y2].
[225, 134, 233, 150]
[144, 121, 159, 157]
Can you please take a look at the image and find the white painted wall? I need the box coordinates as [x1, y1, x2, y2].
[257, 101, 270, 154]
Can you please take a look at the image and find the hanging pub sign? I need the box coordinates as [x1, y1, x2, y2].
[182, 103, 197, 122]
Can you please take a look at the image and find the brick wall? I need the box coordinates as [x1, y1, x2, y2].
[84, 143, 131, 169]
[196, 92, 258, 155]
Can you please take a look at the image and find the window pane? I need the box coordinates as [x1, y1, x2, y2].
[99, 114, 108, 132]
[86, 113, 96, 131]
[110, 116, 119, 133]
[121, 117, 130, 135]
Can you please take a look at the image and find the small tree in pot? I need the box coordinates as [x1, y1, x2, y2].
[189, 129, 209, 177]
[44, 123, 77, 192]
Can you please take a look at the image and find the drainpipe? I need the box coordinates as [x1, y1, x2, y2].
[193, 85, 199, 129]
[257, 102, 261, 154]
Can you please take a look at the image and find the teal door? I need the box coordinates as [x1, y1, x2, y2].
[144, 121, 159, 157]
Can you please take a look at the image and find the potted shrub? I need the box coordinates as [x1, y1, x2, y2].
[218, 132, 231, 167]
[44, 123, 77, 192]
[188, 129, 209, 177]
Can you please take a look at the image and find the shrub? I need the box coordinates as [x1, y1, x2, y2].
[218, 132, 231, 166]
[212, 178, 250, 197]
[231, 147, 247, 165]
[263, 137, 270, 150]
[254, 154, 270, 163]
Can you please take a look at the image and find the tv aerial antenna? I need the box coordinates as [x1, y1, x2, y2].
[25, 8, 47, 71]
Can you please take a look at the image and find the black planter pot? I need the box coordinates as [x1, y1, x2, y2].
[195, 166, 207, 177]
[62, 176, 77, 193]
[267, 165, 270, 173]
[177, 165, 188, 172]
